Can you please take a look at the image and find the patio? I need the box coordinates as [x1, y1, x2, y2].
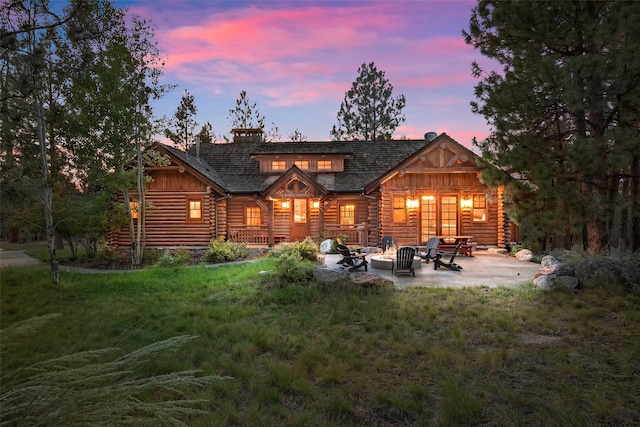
[322, 250, 541, 289]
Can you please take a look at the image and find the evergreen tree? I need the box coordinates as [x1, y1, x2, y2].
[164, 89, 198, 151]
[197, 121, 216, 144]
[288, 128, 308, 142]
[464, 0, 640, 253]
[225, 90, 280, 142]
[331, 62, 406, 141]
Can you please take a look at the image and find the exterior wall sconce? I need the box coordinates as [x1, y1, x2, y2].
[281, 200, 290, 209]
[312, 199, 320, 209]
[406, 198, 419, 209]
[460, 198, 473, 210]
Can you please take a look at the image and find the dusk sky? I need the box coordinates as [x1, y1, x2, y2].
[117, 0, 497, 147]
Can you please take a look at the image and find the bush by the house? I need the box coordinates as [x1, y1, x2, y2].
[155, 248, 192, 268]
[268, 237, 319, 262]
[204, 238, 250, 263]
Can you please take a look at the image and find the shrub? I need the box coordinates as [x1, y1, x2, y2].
[268, 238, 319, 262]
[155, 248, 192, 268]
[272, 254, 317, 287]
[205, 238, 250, 263]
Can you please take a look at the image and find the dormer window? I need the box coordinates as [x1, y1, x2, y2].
[271, 160, 286, 170]
[317, 160, 332, 170]
[294, 160, 309, 170]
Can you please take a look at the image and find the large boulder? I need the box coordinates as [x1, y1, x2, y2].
[351, 272, 393, 289]
[313, 265, 349, 284]
[319, 239, 334, 254]
[540, 255, 561, 267]
[515, 249, 534, 262]
[533, 256, 580, 291]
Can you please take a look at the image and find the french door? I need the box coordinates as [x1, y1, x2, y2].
[420, 195, 458, 243]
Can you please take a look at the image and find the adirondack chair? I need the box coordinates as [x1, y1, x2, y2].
[433, 242, 463, 271]
[381, 236, 396, 252]
[336, 244, 368, 272]
[392, 246, 416, 277]
[416, 237, 439, 264]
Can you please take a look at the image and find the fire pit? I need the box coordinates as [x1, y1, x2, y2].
[370, 254, 421, 270]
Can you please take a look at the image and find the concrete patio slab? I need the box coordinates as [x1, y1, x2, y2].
[322, 251, 540, 289]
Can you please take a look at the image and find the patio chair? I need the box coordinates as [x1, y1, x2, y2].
[392, 246, 416, 277]
[416, 237, 439, 264]
[433, 242, 463, 271]
[336, 244, 368, 272]
[381, 236, 396, 252]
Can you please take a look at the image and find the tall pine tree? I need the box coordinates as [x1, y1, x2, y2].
[331, 62, 406, 141]
[464, 0, 640, 253]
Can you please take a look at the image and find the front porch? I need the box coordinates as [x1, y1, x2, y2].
[228, 223, 370, 247]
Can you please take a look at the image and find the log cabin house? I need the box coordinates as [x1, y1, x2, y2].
[109, 129, 516, 250]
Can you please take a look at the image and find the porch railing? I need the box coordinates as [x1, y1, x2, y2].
[228, 223, 368, 246]
[228, 225, 269, 244]
[323, 223, 368, 246]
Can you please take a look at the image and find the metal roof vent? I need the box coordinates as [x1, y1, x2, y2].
[425, 132, 437, 142]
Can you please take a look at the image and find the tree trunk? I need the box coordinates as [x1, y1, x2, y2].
[37, 93, 59, 284]
[586, 218, 609, 255]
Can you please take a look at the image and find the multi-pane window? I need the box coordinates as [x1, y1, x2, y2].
[317, 160, 332, 170]
[441, 196, 457, 236]
[473, 194, 487, 222]
[392, 196, 407, 223]
[271, 160, 286, 170]
[339, 204, 355, 224]
[420, 196, 437, 242]
[294, 199, 307, 223]
[187, 198, 203, 222]
[294, 160, 309, 170]
[246, 206, 261, 225]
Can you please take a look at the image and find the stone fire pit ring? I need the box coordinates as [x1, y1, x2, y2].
[370, 255, 422, 270]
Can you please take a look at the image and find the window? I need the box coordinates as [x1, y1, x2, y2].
[294, 160, 309, 169]
[294, 199, 307, 223]
[392, 196, 406, 223]
[339, 204, 355, 224]
[186, 197, 203, 222]
[317, 160, 332, 170]
[441, 196, 457, 236]
[246, 206, 261, 225]
[420, 196, 437, 242]
[129, 201, 139, 219]
[271, 160, 286, 170]
[473, 194, 487, 222]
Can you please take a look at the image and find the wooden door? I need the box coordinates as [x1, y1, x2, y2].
[290, 198, 309, 241]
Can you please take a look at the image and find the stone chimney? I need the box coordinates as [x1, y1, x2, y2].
[232, 128, 264, 143]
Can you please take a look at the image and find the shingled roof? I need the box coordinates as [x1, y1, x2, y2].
[164, 139, 431, 194]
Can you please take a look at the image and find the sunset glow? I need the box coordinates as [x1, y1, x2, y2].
[118, 0, 495, 146]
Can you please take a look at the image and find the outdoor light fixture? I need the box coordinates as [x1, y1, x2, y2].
[281, 199, 290, 209]
[406, 198, 419, 209]
[312, 199, 320, 209]
[460, 198, 473, 210]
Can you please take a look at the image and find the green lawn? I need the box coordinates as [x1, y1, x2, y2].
[2, 260, 639, 426]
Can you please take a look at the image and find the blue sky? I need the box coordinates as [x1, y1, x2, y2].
[116, 0, 496, 146]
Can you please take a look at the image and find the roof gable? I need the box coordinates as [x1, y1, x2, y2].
[260, 165, 329, 198]
[364, 133, 482, 193]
